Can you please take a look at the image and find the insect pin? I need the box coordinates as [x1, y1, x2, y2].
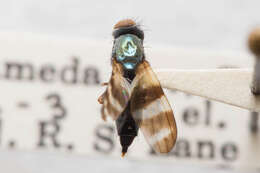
[98, 19, 177, 156]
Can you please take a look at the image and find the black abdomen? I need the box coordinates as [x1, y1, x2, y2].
[116, 103, 139, 155]
[115, 69, 138, 155]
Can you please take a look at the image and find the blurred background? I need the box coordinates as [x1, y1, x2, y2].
[0, 0, 259, 173]
[1, 0, 259, 51]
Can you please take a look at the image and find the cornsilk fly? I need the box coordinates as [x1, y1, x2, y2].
[98, 19, 177, 156]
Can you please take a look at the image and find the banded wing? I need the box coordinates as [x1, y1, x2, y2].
[98, 60, 131, 121]
[130, 61, 177, 153]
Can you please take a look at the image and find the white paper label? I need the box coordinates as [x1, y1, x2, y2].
[0, 32, 258, 171]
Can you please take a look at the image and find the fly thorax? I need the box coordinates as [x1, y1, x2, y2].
[113, 34, 144, 71]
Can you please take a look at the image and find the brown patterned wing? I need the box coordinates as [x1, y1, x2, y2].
[130, 61, 177, 153]
[98, 60, 131, 121]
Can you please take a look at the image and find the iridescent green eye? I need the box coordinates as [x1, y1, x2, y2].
[114, 34, 143, 70]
